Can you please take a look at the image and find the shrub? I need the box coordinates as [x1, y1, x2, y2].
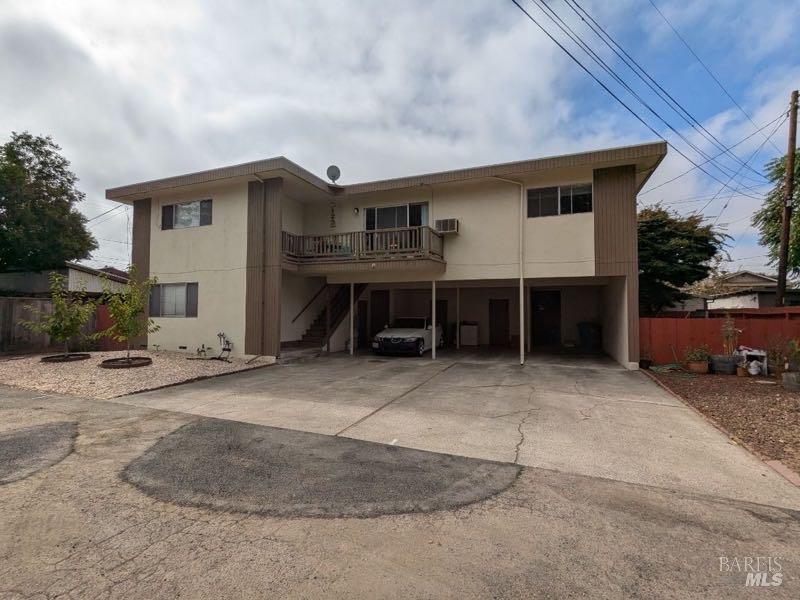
[98, 266, 159, 361]
[720, 314, 742, 355]
[20, 272, 96, 356]
[684, 344, 711, 363]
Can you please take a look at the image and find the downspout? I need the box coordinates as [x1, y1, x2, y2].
[493, 176, 525, 366]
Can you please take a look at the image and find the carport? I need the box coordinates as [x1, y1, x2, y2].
[332, 276, 631, 367]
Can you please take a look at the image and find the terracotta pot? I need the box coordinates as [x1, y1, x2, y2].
[736, 365, 748, 377]
[686, 361, 709, 374]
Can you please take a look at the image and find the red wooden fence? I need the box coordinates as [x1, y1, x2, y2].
[641, 308, 800, 364]
[95, 304, 126, 351]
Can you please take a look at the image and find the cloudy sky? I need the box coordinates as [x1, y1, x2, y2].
[1, 0, 798, 272]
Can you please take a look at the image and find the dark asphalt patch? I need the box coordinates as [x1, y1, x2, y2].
[123, 418, 521, 518]
[0, 421, 77, 484]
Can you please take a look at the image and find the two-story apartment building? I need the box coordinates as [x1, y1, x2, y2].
[105, 141, 666, 369]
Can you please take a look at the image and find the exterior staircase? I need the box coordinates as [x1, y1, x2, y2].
[300, 284, 367, 347]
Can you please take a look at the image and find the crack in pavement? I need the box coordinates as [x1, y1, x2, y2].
[335, 361, 457, 436]
[513, 389, 538, 464]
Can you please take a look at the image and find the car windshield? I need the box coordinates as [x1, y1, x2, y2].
[391, 318, 426, 329]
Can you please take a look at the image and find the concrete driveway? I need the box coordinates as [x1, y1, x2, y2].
[117, 350, 800, 509]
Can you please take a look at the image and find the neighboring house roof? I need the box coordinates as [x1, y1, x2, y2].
[707, 287, 800, 300]
[65, 262, 129, 284]
[718, 270, 777, 286]
[105, 141, 667, 201]
[98, 266, 130, 280]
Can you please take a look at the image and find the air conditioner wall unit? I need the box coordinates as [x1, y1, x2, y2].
[434, 218, 459, 234]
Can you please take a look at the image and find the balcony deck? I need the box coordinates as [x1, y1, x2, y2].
[282, 226, 445, 275]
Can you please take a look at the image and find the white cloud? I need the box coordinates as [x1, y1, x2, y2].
[0, 0, 795, 273]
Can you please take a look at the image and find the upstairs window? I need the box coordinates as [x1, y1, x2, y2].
[527, 187, 559, 218]
[162, 199, 212, 230]
[527, 185, 591, 218]
[365, 202, 428, 230]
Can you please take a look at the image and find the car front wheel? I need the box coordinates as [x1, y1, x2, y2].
[417, 339, 425, 356]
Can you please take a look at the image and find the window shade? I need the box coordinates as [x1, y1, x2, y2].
[186, 282, 198, 317]
[161, 205, 174, 230]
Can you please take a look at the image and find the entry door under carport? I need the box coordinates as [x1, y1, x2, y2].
[357, 300, 369, 349]
[489, 298, 510, 347]
[531, 290, 561, 347]
[370, 290, 390, 338]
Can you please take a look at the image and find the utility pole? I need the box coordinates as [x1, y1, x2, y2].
[776, 89, 798, 306]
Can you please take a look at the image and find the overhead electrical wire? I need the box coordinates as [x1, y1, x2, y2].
[646, 0, 784, 156]
[639, 111, 787, 196]
[528, 0, 770, 190]
[85, 204, 125, 222]
[708, 112, 789, 223]
[563, 0, 767, 183]
[510, 0, 764, 199]
[526, 0, 762, 189]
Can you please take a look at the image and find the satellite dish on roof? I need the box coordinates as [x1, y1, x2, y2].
[326, 165, 341, 184]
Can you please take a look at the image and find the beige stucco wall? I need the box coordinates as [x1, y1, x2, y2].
[282, 195, 304, 235]
[302, 171, 595, 283]
[280, 271, 325, 342]
[146, 181, 249, 355]
[601, 276, 633, 368]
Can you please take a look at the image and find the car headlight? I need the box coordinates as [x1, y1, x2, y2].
[403, 337, 418, 342]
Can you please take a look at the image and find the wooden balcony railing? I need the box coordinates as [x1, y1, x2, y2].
[282, 226, 444, 263]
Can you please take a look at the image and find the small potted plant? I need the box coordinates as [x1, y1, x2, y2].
[736, 360, 748, 377]
[639, 344, 653, 370]
[710, 315, 740, 375]
[684, 345, 711, 374]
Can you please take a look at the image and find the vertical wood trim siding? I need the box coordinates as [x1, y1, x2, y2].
[593, 166, 639, 362]
[245, 179, 283, 355]
[131, 198, 152, 348]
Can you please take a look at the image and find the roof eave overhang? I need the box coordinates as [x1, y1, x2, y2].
[104, 140, 667, 202]
[105, 157, 337, 201]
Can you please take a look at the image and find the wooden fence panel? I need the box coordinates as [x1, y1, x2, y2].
[641, 311, 800, 364]
[0, 297, 114, 354]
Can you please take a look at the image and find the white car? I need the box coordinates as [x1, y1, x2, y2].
[372, 317, 444, 356]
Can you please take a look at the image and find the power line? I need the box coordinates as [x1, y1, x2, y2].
[527, 0, 763, 188]
[96, 237, 131, 245]
[510, 0, 764, 198]
[646, 0, 783, 156]
[564, 0, 767, 183]
[652, 186, 769, 207]
[708, 113, 789, 223]
[639, 111, 788, 195]
[88, 208, 128, 229]
[86, 204, 125, 222]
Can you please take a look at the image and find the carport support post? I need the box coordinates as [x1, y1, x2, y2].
[349, 283, 354, 356]
[519, 277, 524, 365]
[456, 287, 460, 350]
[431, 280, 436, 360]
[526, 284, 532, 354]
[326, 285, 331, 353]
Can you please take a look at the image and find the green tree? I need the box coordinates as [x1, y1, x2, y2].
[20, 272, 97, 356]
[638, 205, 727, 314]
[99, 267, 159, 362]
[752, 149, 800, 274]
[0, 132, 97, 271]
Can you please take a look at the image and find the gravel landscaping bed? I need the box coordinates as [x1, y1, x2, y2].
[652, 371, 800, 474]
[0, 351, 272, 399]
